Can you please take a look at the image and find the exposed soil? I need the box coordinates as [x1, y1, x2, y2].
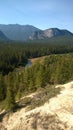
[1, 81, 73, 130]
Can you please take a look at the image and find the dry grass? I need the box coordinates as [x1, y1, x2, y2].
[30, 55, 49, 64]
[18, 85, 61, 111]
[2, 81, 73, 130]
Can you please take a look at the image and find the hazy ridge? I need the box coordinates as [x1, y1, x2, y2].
[0, 24, 73, 41]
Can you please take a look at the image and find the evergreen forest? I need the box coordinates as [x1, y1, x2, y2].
[0, 39, 73, 111]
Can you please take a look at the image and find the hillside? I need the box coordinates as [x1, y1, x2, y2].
[29, 28, 73, 40]
[1, 81, 73, 130]
[0, 24, 40, 41]
[0, 30, 8, 41]
[1, 44, 73, 129]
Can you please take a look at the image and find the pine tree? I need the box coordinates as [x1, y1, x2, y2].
[0, 74, 6, 101]
[5, 74, 16, 111]
[35, 65, 46, 88]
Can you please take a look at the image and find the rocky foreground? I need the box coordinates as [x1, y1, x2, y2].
[1, 81, 73, 130]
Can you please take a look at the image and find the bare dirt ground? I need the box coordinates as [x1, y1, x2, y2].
[2, 81, 73, 130]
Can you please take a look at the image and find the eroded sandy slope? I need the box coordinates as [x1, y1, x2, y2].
[2, 81, 73, 130]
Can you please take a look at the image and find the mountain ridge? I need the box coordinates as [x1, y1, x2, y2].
[0, 24, 73, 41]
[0, 24, 40, 41]
[30, 28, 73, 40]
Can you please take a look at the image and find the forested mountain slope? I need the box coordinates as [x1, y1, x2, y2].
[0, 42, 73, 129]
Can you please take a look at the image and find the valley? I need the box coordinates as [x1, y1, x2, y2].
[0, 29, 73, 130]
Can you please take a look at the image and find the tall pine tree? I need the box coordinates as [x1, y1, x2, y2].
[5, 73, 16, 111]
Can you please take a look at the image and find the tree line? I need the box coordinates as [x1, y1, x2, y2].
[0, 39, 73, 75]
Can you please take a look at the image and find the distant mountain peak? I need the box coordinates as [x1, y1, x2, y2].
[0, 24, 40, 41]
[29, 28, 73, 40]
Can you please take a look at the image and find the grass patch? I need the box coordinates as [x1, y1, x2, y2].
[28, 85, 61, 110]
[18, 85, 61, 111]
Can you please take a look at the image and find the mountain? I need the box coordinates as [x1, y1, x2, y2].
[0, 24, 73, 41]
[29, 28, 73, 40]
[0, 24, 40, 41]
[0, 30, 8, 41]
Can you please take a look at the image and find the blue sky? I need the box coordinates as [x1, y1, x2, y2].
[0, 0, 73, 32]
